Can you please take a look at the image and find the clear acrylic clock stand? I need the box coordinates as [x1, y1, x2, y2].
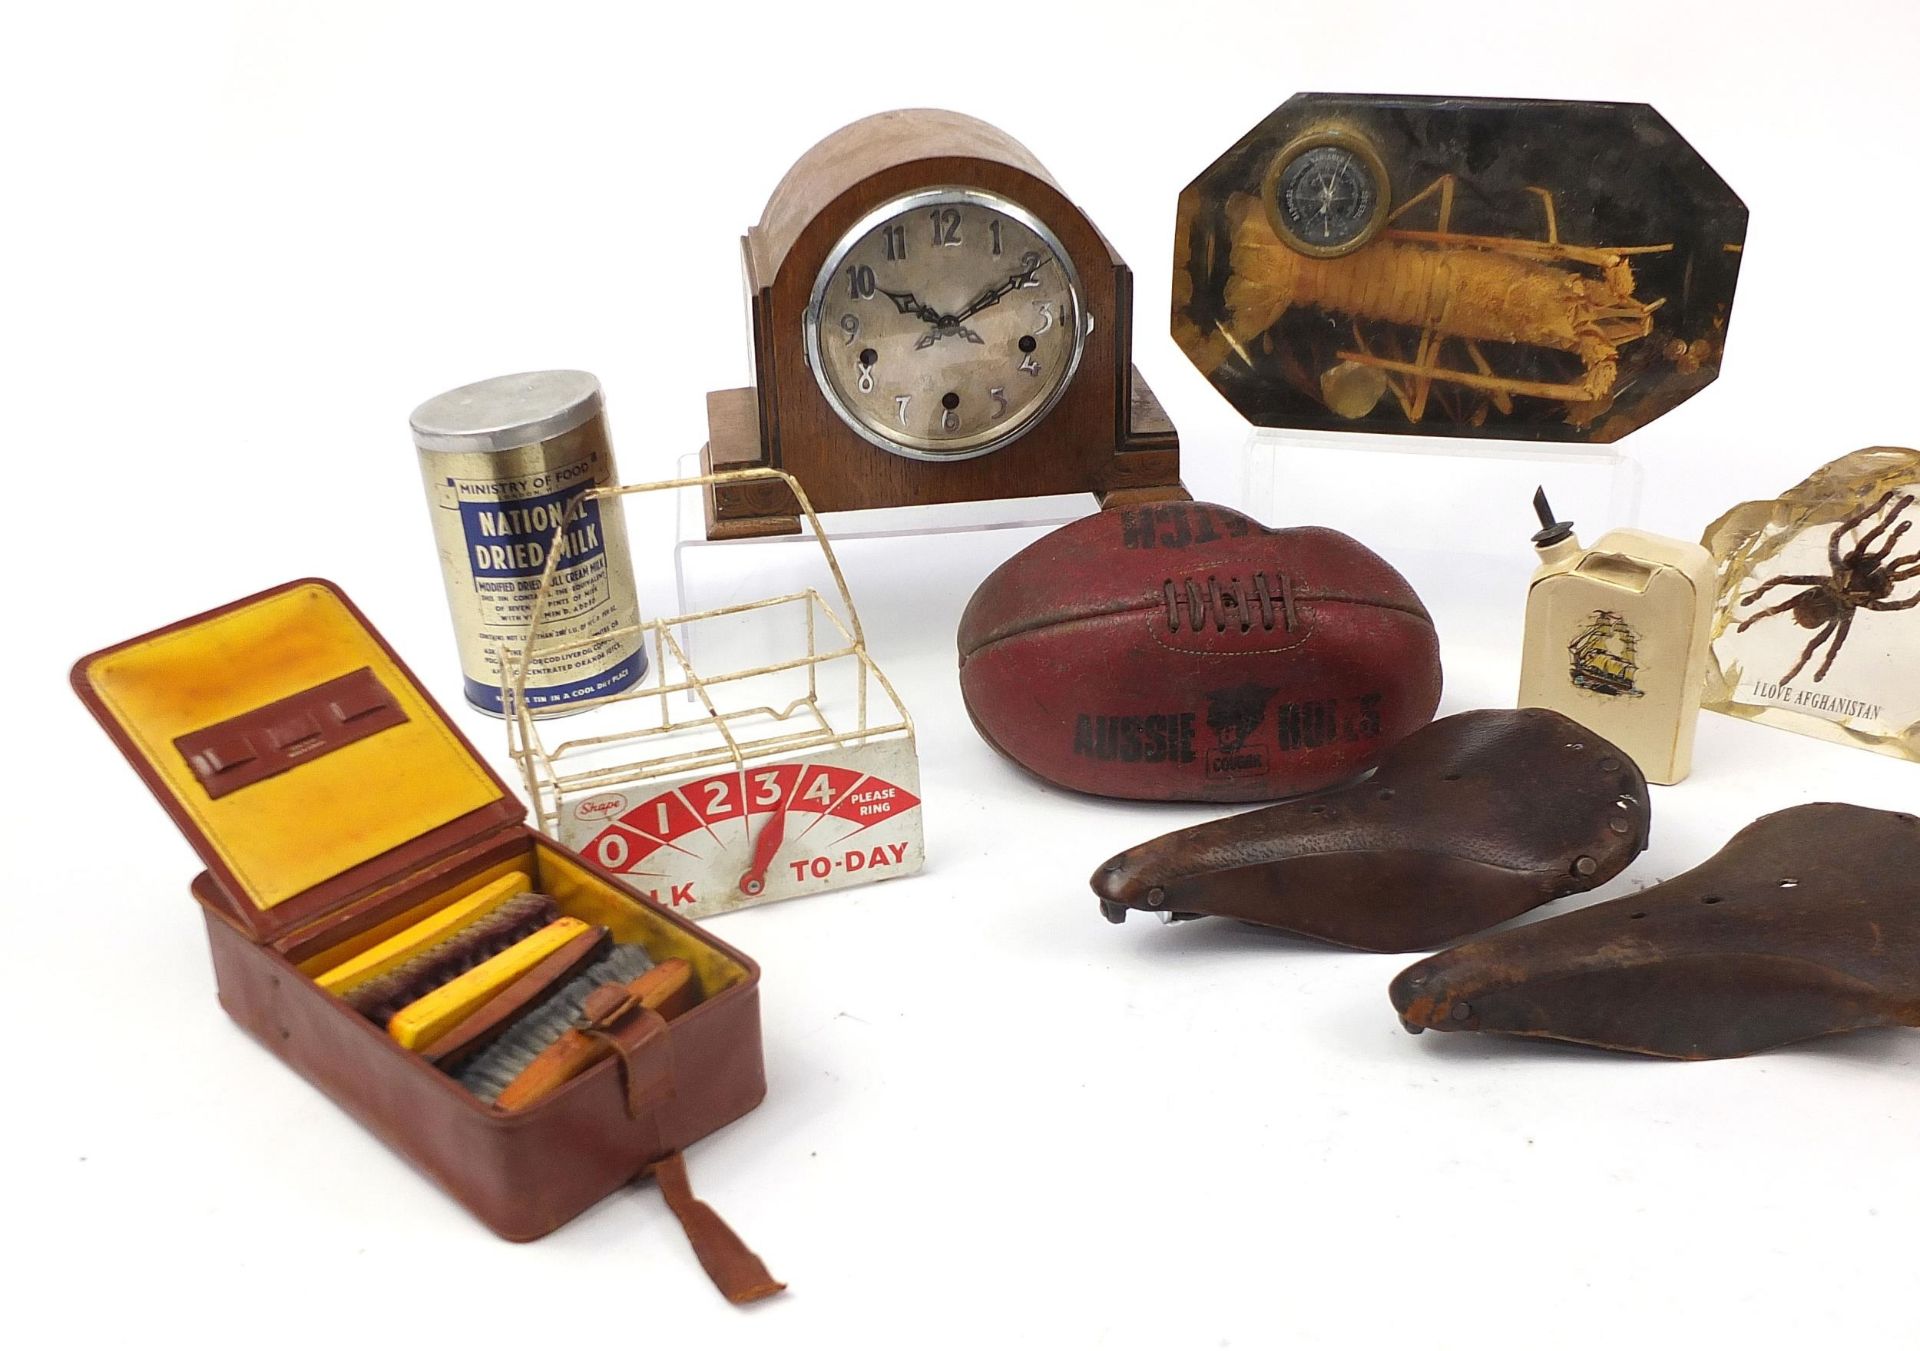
[1237, 428, 1644, 708]
[668, 449, 1090, 670]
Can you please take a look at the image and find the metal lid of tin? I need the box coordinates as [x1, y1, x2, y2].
[409, 370, 604, 453]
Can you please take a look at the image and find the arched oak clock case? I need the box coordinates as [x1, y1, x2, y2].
[702, 108, 1186, 538]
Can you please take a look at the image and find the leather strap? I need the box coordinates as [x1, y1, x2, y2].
[583, 986, 784, 1304]
[648, 1151, 785, 1305]
[577, 985, 672, 1118]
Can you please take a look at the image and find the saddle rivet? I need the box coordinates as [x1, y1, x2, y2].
[1572, 856, 1598, 876]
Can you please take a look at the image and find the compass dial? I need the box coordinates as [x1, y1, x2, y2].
[1262, 130, 1390, 258]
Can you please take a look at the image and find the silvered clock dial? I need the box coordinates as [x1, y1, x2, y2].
[804, 188, 1087, 461]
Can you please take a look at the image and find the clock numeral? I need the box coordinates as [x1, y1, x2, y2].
[1035, 301, 1054, 334]
[752, 770, 784, 808]
[839, 314, 860, 345]
[845, 264, 876, 300]
[703, 778, 733, 816]
[654, 802, 671, 834]
[858, 365, 875, 394]
[802, 772, 836, 807]
[894, 394, 911, 426]
[989, 219, 1002, 256]
[1019, 354, 1042, 377]
[1018, 251, 1043, 286]
[882, 224, 907, 261]
[929, 207, 961, 247]
[989, 387, 1009, 419]
[941, 408, 960, 432]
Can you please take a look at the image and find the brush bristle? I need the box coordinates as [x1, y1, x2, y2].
[457, 944, 655, 1102]
[341, 893, 558, 1025]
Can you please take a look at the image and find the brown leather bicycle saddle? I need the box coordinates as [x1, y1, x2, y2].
[1390, 802, 1920, 1058]
[1092, 708, 1649, 952]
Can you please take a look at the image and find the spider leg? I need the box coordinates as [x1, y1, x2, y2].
[1861, 592, 1920, 611]
[1779, 616, 1839, 686]
[1737, 576, 1826, 610]
[1834, 491, 1903, 571]
[1810, 611, 1855, 683]
[1859, 518, 1912, 567]
[1734, 592, 1817, 631]
[1884, 550, 1920, 581]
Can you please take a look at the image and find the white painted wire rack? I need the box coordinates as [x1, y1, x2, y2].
[503, 467, 917, 840]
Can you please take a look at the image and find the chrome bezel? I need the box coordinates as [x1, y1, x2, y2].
[803, 186, 1087, 462]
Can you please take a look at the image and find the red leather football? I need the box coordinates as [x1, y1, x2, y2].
[957, 501, 1442, 801]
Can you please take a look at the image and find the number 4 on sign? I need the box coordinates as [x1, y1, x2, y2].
[802, 771, 836, 809]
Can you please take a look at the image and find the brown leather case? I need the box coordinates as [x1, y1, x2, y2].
[72, 580, 778, 1298]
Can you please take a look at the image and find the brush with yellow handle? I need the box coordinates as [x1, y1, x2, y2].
[386, 916, 596, 1050]
[334, 891, 562, 1026]
[314, 871, 533, 993]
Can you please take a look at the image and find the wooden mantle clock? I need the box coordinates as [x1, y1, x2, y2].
[702, 108, 1187, 538]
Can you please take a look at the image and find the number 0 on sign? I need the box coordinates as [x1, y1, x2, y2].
[560, 742, 925, 920]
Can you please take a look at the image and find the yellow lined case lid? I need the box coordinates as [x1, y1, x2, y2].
[73, 579, 523, 943]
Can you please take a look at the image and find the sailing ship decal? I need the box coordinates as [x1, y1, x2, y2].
[1569, 610, 1645, 698]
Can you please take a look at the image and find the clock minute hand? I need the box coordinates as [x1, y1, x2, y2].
[951, 255, 1053, 325]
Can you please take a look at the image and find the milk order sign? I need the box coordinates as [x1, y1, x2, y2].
[557, 740, 925, 918]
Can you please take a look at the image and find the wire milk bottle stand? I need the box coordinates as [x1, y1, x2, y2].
[504, 468, 923, 921]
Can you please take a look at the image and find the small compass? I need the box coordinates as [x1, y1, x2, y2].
[1262, 128, 1391, 258]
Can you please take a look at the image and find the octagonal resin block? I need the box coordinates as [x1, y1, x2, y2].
[1173, 94, 1748, 443]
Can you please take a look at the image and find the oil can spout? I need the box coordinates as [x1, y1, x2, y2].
[1530, 487, 1577, 551]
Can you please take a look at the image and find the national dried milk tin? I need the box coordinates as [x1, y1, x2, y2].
[410, 371, 646, 716]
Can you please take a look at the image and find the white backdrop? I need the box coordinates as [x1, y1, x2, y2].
[9, 2, 1919, 1347]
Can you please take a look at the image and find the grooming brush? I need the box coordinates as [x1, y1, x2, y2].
[421, 925, 613, 1068]
[495, 959, 697, 1111]
[341, 891, 558, 1025]
[458, 943, 656, 1102]
[314, 870, 532, 993]
[388, 917, 594, 1049]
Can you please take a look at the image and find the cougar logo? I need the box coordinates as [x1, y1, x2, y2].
[1204, 681, 1276, 754]
[1202, 681, 1276, 778]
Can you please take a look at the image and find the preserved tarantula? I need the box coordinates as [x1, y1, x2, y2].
[1735, 489, 1920, 684]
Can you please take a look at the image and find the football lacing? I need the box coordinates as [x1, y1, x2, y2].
[1162, 572, 1297, 633]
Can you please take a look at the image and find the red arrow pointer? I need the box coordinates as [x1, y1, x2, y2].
[738, 806, 788, 897]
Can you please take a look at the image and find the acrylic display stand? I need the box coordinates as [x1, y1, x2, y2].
[670, 451, 1090, 666]
[1239, 428, 1641, 548]
[1239, 429, 1644, 709]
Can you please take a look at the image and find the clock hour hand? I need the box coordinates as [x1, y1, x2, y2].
[879, 288, 944, 327]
